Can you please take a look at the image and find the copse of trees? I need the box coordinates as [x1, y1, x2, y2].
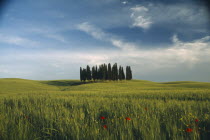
[80, 63, 132, 82]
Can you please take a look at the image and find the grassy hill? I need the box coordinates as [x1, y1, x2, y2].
[1, 78, 210, 93]
[0, 78, 210, 139]
[0, 78, 59, 94]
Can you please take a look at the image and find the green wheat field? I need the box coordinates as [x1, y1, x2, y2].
[0, 78, 210, 140]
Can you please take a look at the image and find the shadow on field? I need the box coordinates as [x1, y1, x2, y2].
[43, 80, 94, 86]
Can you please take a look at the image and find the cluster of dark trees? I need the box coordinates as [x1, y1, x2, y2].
[80, 63, 132, 82]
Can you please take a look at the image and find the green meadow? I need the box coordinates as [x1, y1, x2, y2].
[0, 78, 210, 140]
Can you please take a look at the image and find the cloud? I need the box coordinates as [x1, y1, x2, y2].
[77, 22, 107, 40]
[77, 22, 137, 50]
[0, 64, 33, 78]
[122, 1, 128, 5]
[77, 22, 210, 68]
[123, 35, 210, 69]
[0, 34, 40, 48]
[171, 34, 181, 44]
[129, 3, 209, 30]
[0, 68, 9, 74]
[1, 33, 209, 80]
[130, 6, 152, 29]
[26, 26, 71, 44]
[45, 34, 68, 43]
[151, 3, 208, 25]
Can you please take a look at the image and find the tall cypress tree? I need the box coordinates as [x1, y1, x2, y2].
[82, 68, 87, 82]
[116, 63, 118, 80]
[99, 65, 101, 80]
[111, 63, 118, 81]
[80, 67, 82, 82]
[92, 66, 96, 81]
[108, 63, 112, 80]
[96, 66, 98, 80]
[111, 64, 115, 81]
[86, 65, 91, 81]
[98, 65, 102, 80]
[125, 66, 132, 80]
[105, 64, 108, 80]
[122, 67, 125, 80]
[102, 64, 107, 80]
[118, 66, 121, 80]
[119, 66, 122, 80]
[129, 66, 132, 80]
[126, 66, 129, 80]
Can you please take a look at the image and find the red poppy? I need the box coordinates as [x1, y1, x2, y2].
[100, 116, 105, 120]
[125, 117, 131, 120]
[195, 119, 199, 122]
[103, 125, 107, 129]
[186, 128, 193, 132]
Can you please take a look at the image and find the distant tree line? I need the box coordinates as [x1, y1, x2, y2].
[80, 63, 132, 82]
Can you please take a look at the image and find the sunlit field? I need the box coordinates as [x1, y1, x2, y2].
[0, 78, 210, 140]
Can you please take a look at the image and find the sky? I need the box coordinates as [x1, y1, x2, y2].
[0, 0, 210, 82]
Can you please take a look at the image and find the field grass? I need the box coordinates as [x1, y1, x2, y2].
[0, 78, 210, 140]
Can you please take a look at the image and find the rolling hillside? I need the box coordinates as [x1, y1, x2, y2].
[0, 78, 210, 139]
[1, 78, 210, 94]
